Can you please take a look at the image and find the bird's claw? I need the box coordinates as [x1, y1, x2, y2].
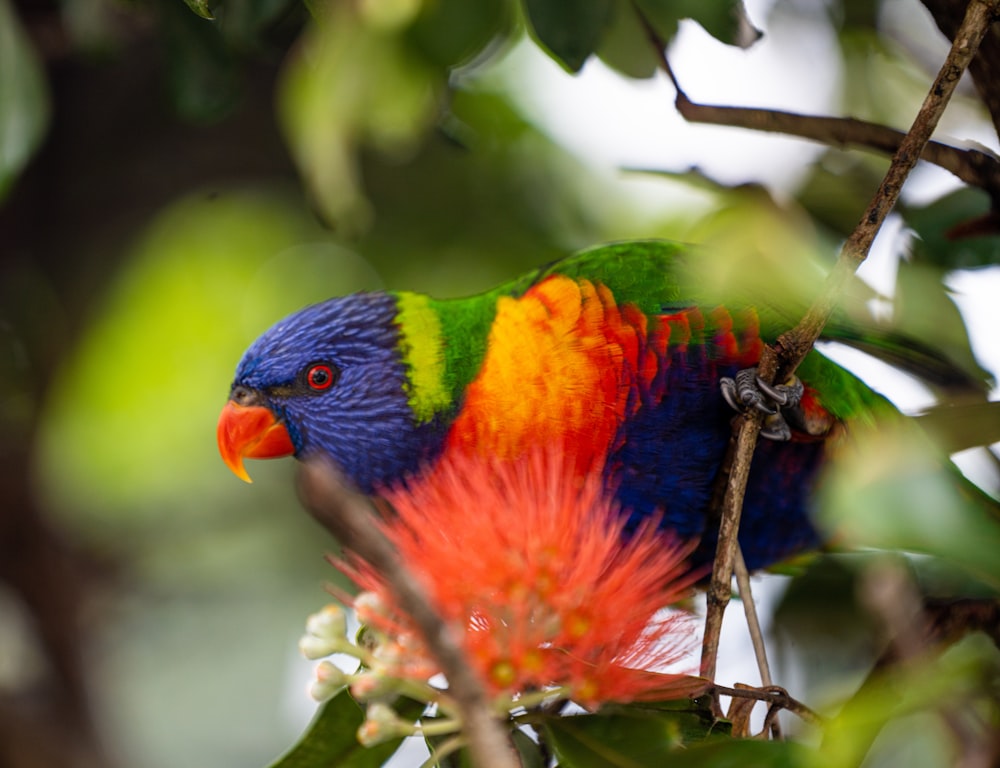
[755, 375, 803, 408]
[760, 413, 792, 441]
[720, 367, 804, 442]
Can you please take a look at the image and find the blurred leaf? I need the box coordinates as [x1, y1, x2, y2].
[522, 0, 614, 72]
[658, 738, 810, 767]
[904, 188, 1000, 270]
[213, 0, 306, 51]
[795, 150, 888, 238]
[408, 0, 511, 68]
[597, 1, 660, 78]
[356, 86, 610, 289]
[817, 420, 1000, 590]
[36, 189, 384, 524]
[278, 4, 441, 231]
[830, 0, 880, 31]
[915, 400, 1000, 453]
[269, 689, 424, 768]
[160, 0, 241, 121]
[893, 259, 991, 388]
[542, 699, 722, 767]
[512, 728, 547, 768]
[634, 0, 761, 49]
[682, 188, 834, 331]
[771, 557, 879, 698]
[182, 0, 214, 20]
[816, 633, 1000, 768]
[0, 0, 51, 200]
[545, 706, 807, 768]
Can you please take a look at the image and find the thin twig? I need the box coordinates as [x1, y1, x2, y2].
[643, 6, 1000, 203]
[685, 0, 1000, 683]
[733, 547, 783, 738]
[699, 409, 766, 683]
[298, 458, 521, 768]
[710, 683, 824, 727]
[670, 99, 1000, 202]
[772, 0, 1000, 378]
[733, 548, 773, 688]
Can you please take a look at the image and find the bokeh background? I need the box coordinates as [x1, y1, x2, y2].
[2, 0, 999, 766]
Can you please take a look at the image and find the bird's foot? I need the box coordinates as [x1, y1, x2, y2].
[720, 368, 804, 441]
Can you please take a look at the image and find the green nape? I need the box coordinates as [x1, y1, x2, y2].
[393, 292, 451, 424]
[392, 284, 512, 425]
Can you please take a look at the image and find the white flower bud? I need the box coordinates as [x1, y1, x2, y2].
[357, 702, 402, 746]
[298, 633, 338, 660]
[309, 662, 349, 701]
[305, 604, 348, 641]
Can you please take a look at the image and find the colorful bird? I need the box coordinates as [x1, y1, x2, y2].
[218, 240, 901, 570]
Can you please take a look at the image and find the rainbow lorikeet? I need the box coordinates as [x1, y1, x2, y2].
[218, 240, 899, 570]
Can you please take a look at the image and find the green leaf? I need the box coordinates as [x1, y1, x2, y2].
[521, 0, 614, 72]
[893, 259, 991, 389]
[542, 700, 723, 768]
[904, 188, 1000, 270]
[770, 556, 879, 697]
[160, 0, 241, 122]
[212, 0, 307, 51]
[634, 0, 761, 49]
[817, 634, 1000, 768]
[795, 150, 888, 237]
[268, 689, 424, 768]
[915, 400, 1000, 453]
[182, 0, 215, 20]
[817, 420, 1000, 590]
[0, 0, 51, 200]
[512, 728, 547, 768]
[278, 5, 441, 231]
[408, 0, 511, 68]
[659, 738, 811, 768]
[596, 1, 660, 79]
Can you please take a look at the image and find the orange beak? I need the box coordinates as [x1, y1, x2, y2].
[217, 401, 295, 483]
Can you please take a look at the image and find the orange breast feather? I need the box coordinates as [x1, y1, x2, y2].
[446, 275, 654, 472]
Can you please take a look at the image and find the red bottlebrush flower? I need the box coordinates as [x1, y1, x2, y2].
[342, 448, 707, 709]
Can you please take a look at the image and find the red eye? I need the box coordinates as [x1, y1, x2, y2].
[306, 364, 335, 391]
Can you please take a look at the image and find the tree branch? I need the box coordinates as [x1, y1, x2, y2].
[642, 0, 1000, 683]
[923, 0, 1000, 139]
[710, 683, 823, 728]
[772, 0, 1000, 378]
[298, 458, 521, 768]
[669, 97, 1000, 204]
[648, 12, 1000, 205]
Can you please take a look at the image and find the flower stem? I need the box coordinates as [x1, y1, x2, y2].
[420, 735, 468, 768]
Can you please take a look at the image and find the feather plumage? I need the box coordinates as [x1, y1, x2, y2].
[220, 240, 908, 569]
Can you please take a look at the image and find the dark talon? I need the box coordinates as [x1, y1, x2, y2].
[720, 377, 741, 412]
[760, 413, 792, 441]
[720, 367, 805, 442]
[754, 401, 777, 416]
[755, 375, 803, 408]
[756, 376, 789, 406]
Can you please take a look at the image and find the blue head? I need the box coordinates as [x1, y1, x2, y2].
[218, 292, 442, 492]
